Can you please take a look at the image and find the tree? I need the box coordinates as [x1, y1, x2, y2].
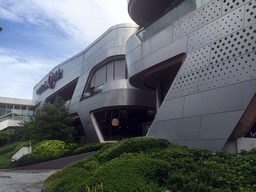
[15, 96, 76, 143]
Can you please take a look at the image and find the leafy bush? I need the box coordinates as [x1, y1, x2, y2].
[97, 137, 170, 163]
[73, 143, 110, 155]
[33, 140, 69, 161]
[15, 96, 76, 143]
[0, 137, 8, 147]
[0, 132, 13, 147]
[44, 137, 256, 192]
[73, 158, 169, 192]
[44, 158, 101, 192]
[0, 143, 17, 155]
[16, 153, 39, 167]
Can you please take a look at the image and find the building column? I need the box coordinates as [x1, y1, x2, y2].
[12, 105, 15, 119]
[26, 106, 28, 119]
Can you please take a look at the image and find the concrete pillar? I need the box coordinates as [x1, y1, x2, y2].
[12, 105, 15, 119]
[26, 106, 28, 118]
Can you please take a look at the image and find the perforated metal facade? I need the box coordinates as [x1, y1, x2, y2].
[126, 0, 256, 152]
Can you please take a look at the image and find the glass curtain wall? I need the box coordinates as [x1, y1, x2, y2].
[137, 0, 211, 41]
[0, 104, 34, 123]
[81, 59, 127, 100]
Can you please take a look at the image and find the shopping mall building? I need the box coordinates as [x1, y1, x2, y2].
[3, 0, 256, 152]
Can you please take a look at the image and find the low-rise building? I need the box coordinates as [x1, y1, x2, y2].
[0, 97, 35, 131]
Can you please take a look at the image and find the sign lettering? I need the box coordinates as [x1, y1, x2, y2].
[36, 68, 63, 95]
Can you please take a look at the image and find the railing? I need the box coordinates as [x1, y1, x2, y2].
[0, 113, 30, 123]
[0, 113, 12, 123]
[137, 0, 210, 42]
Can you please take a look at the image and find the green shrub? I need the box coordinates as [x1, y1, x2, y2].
[0, 132, 13, 147]
[247, 148, 256, 155]
[97, 137, 170, 163]
[73, 143, 110, 155]
[33, 140, 69, 161]
[44, 137, 256, 192]
[61, 143, 78, 157]
[16, 153, 39, 167]
[44, 158, 100, 192]
[0, 137, 9, 147]
[0, 142, 17, 155]
[73, 158, 169, 192]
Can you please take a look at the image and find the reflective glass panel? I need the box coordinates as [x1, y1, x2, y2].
[107, 62, 114, 82]
[95, 65, 106, 87]
[114, 60, 126, 80]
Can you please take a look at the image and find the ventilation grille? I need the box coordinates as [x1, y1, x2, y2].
[211, 24, 256, 64]
[245, 0, 256, 27]
[178, 45, 211, 77]
[188, 7, 244, 52]
[169, 72, 199, 99]
[174, 0, 221, 41]
[199, 52, 256, 92]
[223, 0, 249, 14]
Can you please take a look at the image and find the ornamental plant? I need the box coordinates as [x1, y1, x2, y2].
[16, 96, 76, 143]
[33, 140, 69, 160]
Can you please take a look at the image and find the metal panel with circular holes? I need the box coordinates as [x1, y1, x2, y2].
[222, 0, 250, 14]
[245, 0, 256, 27]
[174, 0, 222, 41]
[198, 51, 256, 92]
[167, 72, 199, 100]
[188, 7, 245, 52]
[177, 44, 211, 77]
[210, 23, 256, 65]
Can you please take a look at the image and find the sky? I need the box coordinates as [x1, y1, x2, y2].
[0, 0, 134, 100]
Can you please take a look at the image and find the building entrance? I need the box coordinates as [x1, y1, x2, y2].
[94, 108, 154, 141]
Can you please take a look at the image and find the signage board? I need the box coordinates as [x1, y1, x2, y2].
[36, 68, 63, 95]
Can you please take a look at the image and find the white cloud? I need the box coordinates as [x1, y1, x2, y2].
[0, 74, 35, 99]
[31, 0, 134, 44]
[0, 54, 18, 63]
[0, 6, 23, 22]
[0, 50, 64, 99]
[0, 0, 135, 99]
[1, 0, 134, 52]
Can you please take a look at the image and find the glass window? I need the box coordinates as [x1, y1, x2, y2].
[107, 62, 114, 82]
[95, 65, 106, 87]
[94, 85, 103, 94]
[137, 0, 211, 42]
[177, 0, 197, 19]
[81, 59, 127, 101]
[114, 60, 126, 80]
[90, 75, 95, 88]
[196, 0, 202, 8]
[0, 105, 6, 117]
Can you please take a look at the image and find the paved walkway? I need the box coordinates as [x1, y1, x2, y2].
[0, 169, 58, 192]
[13, 151, 95, 170]
[0, 151, 95, 191]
